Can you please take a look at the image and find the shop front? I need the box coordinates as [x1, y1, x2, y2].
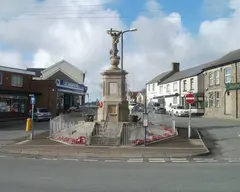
[55, 79, 87, 113]
[0, 90, 40, 120]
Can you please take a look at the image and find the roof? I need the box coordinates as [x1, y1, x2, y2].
[0, 66, 35, 75]
[27, 68, 46, 77]
[160, 61, 214, 84]
[203, 49, 240, 70]
[147, 71, 171, 84]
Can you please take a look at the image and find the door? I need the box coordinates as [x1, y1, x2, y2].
[225, 91, 232, 114]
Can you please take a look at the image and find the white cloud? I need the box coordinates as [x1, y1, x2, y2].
[0, 0, 240, 100]
[0, 51, 24, 68]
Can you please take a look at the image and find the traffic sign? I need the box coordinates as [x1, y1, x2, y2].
[185, 93, 195, 104]
[30, 96, 36, 105]
[98, 101, 103, 108]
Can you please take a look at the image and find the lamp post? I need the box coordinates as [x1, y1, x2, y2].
[120, 28, 137, 71]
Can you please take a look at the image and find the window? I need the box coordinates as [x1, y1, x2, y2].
[147, 85, 150, 91]
[0, 95, 26, 113]
[209, 92, 214, 107]
[215, 92, 220, 107]
[0, 72, 2, 85]
[190, 78, 194, 90]
[209, 72, 214, 86]
[152, 84, 155, 91]
[166, 84, 170, 92]
[159, 86, 163, 93]
[225, 67, 231, 83]
[173, 82, 177, 91]
[183, 80, 187, 91]
[11, 75, 23, 87]
[173, 97, 177, 104]
[214, 70, 220, 85]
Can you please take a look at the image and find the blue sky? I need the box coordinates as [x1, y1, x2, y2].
[106, 0, 231, 33]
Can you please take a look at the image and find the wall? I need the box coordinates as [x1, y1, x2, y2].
[180, 75, 198, 96]
[0, 71, 33, 92]
[30, 80, 57, 117]
[203, 64, 237, 118]
[146, 83, 158, 103]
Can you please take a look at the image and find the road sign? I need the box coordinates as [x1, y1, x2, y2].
[98, 101, 103, 108]
[30, 96, 36, 105]
[185, 93, 195, 104]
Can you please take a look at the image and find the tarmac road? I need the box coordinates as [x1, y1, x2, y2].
[141, 113, 240, 159]
[0, 156, 239, 192]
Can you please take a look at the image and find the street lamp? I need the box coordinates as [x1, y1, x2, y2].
[120, 28, 137, 71]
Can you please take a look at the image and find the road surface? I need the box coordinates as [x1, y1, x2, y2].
[143, 113, 240, 159]
[0, 156, 239, 192]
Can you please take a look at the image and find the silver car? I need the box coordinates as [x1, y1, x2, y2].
[29, 108, 52, 121]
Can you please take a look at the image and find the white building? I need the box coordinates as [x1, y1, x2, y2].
[157, 63, 209, 115]
[146, 62, 180, 105]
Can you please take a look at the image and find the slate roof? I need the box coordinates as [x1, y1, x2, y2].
[203, 49, 240, 70]
[147, 70, 171, 84]
[160, 61, 215, 85]
[27, 68, 46, 77]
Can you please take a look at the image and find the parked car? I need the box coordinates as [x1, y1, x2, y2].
[170, 105, 189, 117]
[29, 108, 52, 121]
[155, 107, 166, 114]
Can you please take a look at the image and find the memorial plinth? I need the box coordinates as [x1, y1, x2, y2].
[98, 69, 129, 122]
[97, 29, 129, 122]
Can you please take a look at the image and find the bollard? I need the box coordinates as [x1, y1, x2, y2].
[25, 118, 32, 132]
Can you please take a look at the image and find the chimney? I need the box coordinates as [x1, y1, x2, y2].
[172, 62, 180, 72]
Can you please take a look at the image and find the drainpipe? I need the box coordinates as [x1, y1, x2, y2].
[235, 63, 238, 118]
[179, 80, 181, 105]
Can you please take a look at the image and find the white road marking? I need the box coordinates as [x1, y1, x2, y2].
[149, 158, 166, 163]
[127, 158, 143, 163]
[16, 140, 30, 145]
[63, 158, 79, 161]
[84, 159, 98, 162]
[104, 159, 122, 163]
[0, 155, 6, 158]
[41, 158, 57, 161]
[170, 158, 187, 161]
[171, 160, 189, 163]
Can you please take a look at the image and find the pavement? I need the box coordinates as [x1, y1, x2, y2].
[0, 156, 239, 192]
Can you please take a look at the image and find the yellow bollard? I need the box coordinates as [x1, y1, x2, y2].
[26, 118, 32, 132]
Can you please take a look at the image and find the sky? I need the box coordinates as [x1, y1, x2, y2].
[0, 0, 239, 101]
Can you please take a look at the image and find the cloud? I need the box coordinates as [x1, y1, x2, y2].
[202, 0, 230, 18]
[0, 0, 240, 100]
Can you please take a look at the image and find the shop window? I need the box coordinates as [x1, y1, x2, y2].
[0, 96, 26, 113]
[215, 91, 220, 107]
[209, 92, 214, 107]
[11, 75, 23, 87]
[0, 72, 2, 85]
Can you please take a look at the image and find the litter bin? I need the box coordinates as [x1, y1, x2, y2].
[85, 114, 94, 122]
[128, 115, 138, 123]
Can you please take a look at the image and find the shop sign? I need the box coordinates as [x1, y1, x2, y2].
[55, 79, 87, 92]
[0, 95, 27, 99]
[226, 83, 240, 91]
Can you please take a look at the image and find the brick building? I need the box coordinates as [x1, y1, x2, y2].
[0, 60, 87, 121]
